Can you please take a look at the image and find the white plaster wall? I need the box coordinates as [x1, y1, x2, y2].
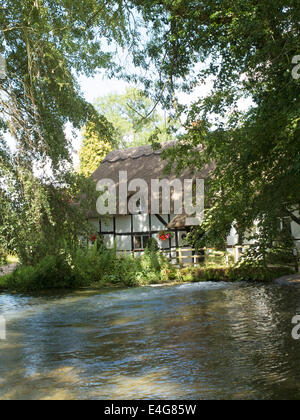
[168, 234, 176, 248]
[150, 214, 168, 231]
[116, 235, 132, 250]
[292, 213, 300, 250]
[116, 215, 131, 233]
[103, 234, 114, 249]
[100, 217, 114, 232]
[226, 225, 239, 246]
[133, 214, 149, 232]
[291, 212, 300, 248]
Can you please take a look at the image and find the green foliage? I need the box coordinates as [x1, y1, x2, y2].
[0, 0, 128, 166]
[138, 244, 169, 284]
[1, 0, 299, 265]
[0, 242, 170, 292]
[0, 165, 98, 265]
[179, 265, 294, 284]
[0, 1, 126, 264]
[127, 0, 300, 248]
[0, 247, 7, 266]
[238, 220, 298, 267]
[0, 239, 295, 292]
[6, 254, 19, 265]
[0, 254, 77, 292]
[94, 87, 173, 148]
[79, 120, 114, 177]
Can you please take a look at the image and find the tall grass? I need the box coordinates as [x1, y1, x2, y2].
[0, 242, 295, 292]
[0, 242, 170, 291]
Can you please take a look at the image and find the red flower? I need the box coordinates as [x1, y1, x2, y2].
[159, 231, 172, 241]
[90, 234, 97, 243]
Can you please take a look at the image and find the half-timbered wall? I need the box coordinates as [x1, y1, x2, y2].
[291, 211, 300, 249]
[91, 214, 186, 253]
[89, 213, 300, 255]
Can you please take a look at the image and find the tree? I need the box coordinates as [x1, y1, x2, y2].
[0, 157, 99, 264]
[0, 0, 131, 166]
[94, 87, 172, 148]
[128, 0, 300, 249]
[79, 119, 114, 177]
[2, 0, 299, 263]
[0, 0, 132, 262]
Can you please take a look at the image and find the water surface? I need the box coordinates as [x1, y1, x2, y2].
[0, 281, 300, 400]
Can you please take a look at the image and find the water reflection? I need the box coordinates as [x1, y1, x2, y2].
[0, 282, 300, 399]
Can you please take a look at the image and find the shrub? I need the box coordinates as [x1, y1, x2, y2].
[0, 247, 7, 266]
[205, 249, 231, 267]
[180, 265, 294, 283]
[0, 254, 77, 292]
[0, 240, 295, 293]
[71, 242, 167, 288]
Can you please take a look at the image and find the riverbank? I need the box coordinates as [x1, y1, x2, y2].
[0, 260, 294, 293]
[274, 272, 300, 286]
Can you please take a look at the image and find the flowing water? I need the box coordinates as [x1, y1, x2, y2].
[0, 281, 300, 400]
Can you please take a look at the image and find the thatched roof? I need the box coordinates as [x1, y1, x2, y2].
[167, 213, 190, 229]
[90, 142, 213, 224]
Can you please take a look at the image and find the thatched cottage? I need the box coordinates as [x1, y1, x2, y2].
[88, 142, 239, 258]
[87, 142, 300, 260]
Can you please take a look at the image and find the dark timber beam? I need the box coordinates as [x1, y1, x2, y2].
[154, 214, 168, 227]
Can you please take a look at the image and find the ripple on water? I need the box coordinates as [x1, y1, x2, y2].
[1, 282, 300, 399]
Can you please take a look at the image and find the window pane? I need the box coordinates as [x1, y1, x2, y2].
[134, 236, 142, 249]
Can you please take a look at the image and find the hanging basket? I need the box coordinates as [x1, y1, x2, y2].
[158, 231, 174, 241]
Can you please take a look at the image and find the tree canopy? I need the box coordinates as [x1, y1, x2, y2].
[127, 0, 300, 247]
[1, 0, 299, 262]
[78, 120, 113, 177]
[0, 0, 132, 262]
[94, 87, 171, 148]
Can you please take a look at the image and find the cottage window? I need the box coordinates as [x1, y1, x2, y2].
[134, 236, 142, 249]
[133, 235, 150, 250]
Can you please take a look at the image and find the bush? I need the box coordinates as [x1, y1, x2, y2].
[0, 254, 78, 292]
[0, 243, 159, 291]
[71, 243, 141, 287]
[205, 249, 234, 266]
[0, 242, 169, 292]
[0, 241, 295, 293]
[0, 247, 7, 266]
[180, 265, 294, 283]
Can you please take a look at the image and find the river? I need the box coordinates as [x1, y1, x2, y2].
[0, 281, 300, 400]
